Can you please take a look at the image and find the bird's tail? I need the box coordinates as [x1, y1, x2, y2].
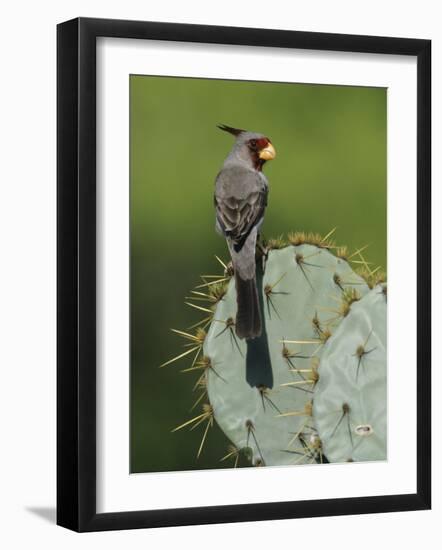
[234, 273, 262, 340]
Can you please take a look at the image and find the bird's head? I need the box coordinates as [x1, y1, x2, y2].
[217, 124, 276, 171]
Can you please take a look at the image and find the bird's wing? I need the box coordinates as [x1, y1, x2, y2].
[215, 169, 268, 252]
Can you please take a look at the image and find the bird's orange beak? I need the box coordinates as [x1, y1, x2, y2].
[258, 142, 276, 161]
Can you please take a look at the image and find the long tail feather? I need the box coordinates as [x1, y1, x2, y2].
[234, 273, 262, 339]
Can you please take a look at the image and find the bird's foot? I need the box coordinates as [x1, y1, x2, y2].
[224, 261, 234, 277]
[256, 241, 269, 272]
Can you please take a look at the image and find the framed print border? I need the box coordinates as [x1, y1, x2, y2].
[57, 17, 431, 532]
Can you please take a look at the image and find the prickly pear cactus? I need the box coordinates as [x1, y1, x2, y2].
[204, 242, 370, 466]
[312, 286, 387, 463]
[162, 231, 387, 468]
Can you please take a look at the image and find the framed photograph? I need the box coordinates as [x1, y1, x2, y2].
[57, 17, 431, 532]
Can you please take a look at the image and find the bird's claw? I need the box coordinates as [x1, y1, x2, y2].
[224, 261, 235, 277]
[256, 241, 269, 272]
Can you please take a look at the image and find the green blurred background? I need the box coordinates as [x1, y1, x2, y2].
[130, 75, 386, 474]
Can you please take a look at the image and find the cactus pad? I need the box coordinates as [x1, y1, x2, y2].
[312, 286, 387, 463]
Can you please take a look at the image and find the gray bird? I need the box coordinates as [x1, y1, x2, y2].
[214, 124, 276, 340]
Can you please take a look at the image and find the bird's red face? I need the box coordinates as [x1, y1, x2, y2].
[247, 137, 276, 161]
[247, 137, 276, 170]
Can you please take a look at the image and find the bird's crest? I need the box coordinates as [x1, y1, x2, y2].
[217, 124, 245, 136]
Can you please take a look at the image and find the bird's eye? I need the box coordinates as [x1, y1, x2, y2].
[250, 139, 257, 148]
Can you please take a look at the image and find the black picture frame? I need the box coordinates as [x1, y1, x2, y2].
[57, 17, 431, 532]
